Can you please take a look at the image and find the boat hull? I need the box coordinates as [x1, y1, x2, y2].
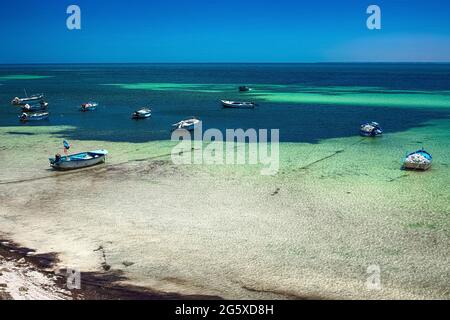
[133, 114, 151, 119]
[403, 162, 432, 171]
[81, 107, 96, 112]
[223, 104, 255, 109]
[172, 124, 197, 131]
[359, 129, 383, 137]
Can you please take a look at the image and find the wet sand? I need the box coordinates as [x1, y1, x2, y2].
[0, 240, 222, 300]
[0, 123, 449, 300]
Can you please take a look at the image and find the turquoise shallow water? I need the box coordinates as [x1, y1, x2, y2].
[1, 63, 449, 215]
[0, 64, 449, 299]
[1, 63, 449, 217]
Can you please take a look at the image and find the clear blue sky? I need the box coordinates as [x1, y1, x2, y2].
[1, 0, 449, 63]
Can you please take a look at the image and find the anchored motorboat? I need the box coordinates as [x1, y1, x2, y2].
[11, 93, 44, 105]
[172, 117, 200, 131]
[22, 101, 49, 112]
[80, 102, 98, 111]
[360, 122, 383, 137]
[238, 86, 252, 92]
[19, 112, 49, 122]
[132, 108, 152, 119]
[403, 149, 432, 171]
[221, 100, 256, 109]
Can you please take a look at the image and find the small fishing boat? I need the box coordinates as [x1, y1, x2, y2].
[403, 149, 432, 171]
[239, 86, 252, 92]
[49, 149, 108, 170]
[11, 93, 44, 105]
[19, 112, 49, 122]
[22, 101, 49, 112]
[221, 100, 256, 109]
[132, 108, 152, 119]
[80, 102, 98, 112]
[360, 122, 383, 137]
[172, 117, 200, 131]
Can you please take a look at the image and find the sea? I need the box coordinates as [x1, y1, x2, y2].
[1, 63, 449, 143]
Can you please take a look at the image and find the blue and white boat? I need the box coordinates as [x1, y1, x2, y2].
[19, 112, 49, 122]
[49, 149, 108, 170]
[132, 107, 152, 119]
[22, 101, 49, 112]
[11, 93, 45, 105]
[80, 102, 98, 112]
[403, 149, 432, 171]
[360, 122, 383, 137]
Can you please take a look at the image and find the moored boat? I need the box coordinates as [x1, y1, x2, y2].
[403, 149, 432, 171]
[22, 101, 49, 112]
[80, 102, 98, 112]
[172, 117, 200, 131]
[11, 93, 45, 105]
[19, 112, 49, 122]
[239, 86, 252, 92]
[49, 149, 108, 170]
[132, 108, 152, 119]
[221, 100, 256, 109]
[360, 122, 383, 137]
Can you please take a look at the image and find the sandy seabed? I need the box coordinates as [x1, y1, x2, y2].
[0, 122, 449, 300]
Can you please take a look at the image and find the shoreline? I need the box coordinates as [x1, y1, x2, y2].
[0, 237, 222, 300]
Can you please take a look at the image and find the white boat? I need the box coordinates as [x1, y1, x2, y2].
[49, 150, 108, 170]
[80, 102, 98, 111]
[172, 118, 200, 131]
[19, 112, 49, 122]
[22, 101, 49, 112]
[11, 93, 45, 105]
[403, 149, 432, 171]
[132, 108, 152, 119]
[221, 100, 256, 109]
[360, 122, 383, 137]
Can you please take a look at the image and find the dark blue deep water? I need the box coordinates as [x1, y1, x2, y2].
[1, 63, 449, 143]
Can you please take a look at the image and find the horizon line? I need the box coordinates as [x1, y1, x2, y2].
[1, 61, 450, 65]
